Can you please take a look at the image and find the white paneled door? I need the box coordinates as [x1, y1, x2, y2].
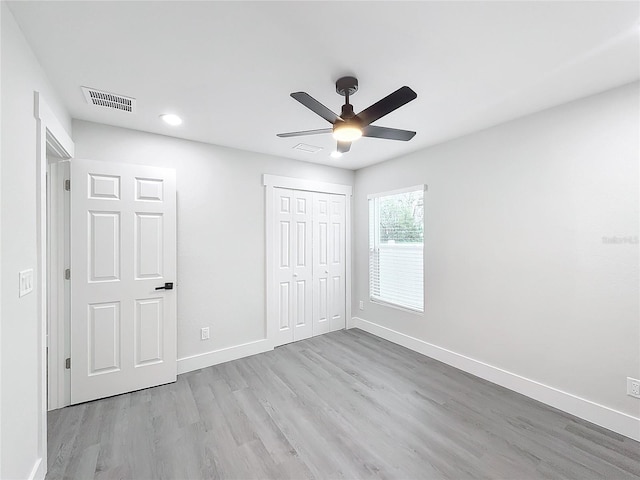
[70, 159, 177, 404]
[272, 187, 346, 347]
[274, 188, 313, 346]
[313, 193, 346, 335]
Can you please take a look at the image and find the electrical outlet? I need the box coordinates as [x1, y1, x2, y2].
[19, 269, 34, 297]
[359, 300, 364, 310]
[627, 377, 640, 398]
[200, 327, 210, 340]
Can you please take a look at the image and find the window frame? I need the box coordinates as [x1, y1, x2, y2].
[368, 185, 426, 314]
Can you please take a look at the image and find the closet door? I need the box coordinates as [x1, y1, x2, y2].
[328, 194, 347, 331]
[313, 193, 346, 335]
[273, 188, 313, 346]
[292, 190, 313, 341]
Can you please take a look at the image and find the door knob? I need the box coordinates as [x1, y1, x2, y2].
[293, 273, 298, 277]
[155, 282, 174, 290]
[325, 270, 329, 274]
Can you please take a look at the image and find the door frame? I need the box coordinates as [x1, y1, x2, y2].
[35, 92, 74, 479]
[47, 160, 70, 410]
[263, 174, 353, 346]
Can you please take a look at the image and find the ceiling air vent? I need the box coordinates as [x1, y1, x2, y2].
[292, 143, 323, 154]
[81, 86, 136, 113]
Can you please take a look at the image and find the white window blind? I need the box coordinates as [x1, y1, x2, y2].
[369, 186, 424, 312]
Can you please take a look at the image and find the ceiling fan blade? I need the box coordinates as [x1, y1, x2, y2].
[356, 86, 417, 126]
[291, 92, 343, 124]
[337, 141, 351, 153]
[277, 128, 333, 138]
[362, 125, 416, 141]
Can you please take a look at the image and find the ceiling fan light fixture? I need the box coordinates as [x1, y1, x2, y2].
[332, 124, 362, 142]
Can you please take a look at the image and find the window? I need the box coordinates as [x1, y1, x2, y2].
[369, 186, 424, 312]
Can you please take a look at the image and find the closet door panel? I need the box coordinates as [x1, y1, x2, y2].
[312, 193, 330, 335]
[312, 192, 347, 335]
[328, 194, 346, 331]
[274, 188, 295, 346]
[292, 190, 313, 341]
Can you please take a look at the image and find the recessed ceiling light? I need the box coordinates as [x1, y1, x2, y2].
[330, 151, 343, 159]
[160, 114, 182, 126]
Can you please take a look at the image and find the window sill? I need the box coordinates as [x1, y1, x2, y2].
[369, 298, 424, 315]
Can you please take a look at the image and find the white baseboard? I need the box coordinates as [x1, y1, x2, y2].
[29, 457, 44, 480]
[177, 339, 273, 375]
[351, 317, 640, 441]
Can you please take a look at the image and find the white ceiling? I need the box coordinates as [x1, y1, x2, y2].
[8, 1, 639, 170]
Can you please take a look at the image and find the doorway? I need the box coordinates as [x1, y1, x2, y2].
[47, 159, 71, 409]
[48, 159, 178, 406]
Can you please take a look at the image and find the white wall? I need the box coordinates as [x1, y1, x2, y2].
[1, 3, 72, 479]
[353, 83, 639, 430]
[72, 120, 354, 364]
[0, 4, 3, 475]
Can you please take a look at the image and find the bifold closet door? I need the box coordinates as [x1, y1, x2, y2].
[273, 188, 313, 346]
[313, 193, 346, 335]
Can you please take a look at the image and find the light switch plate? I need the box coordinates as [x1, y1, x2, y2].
[19, 269, 34, 297]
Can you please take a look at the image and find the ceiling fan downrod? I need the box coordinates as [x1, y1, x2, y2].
[336, 76, 358, 119]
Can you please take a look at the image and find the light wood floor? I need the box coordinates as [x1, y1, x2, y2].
[46, 329, 640, 480]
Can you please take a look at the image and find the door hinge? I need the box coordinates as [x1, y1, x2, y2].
[64, 268, 71, 280]
[64, 179, 70, 191]
[65, 358, 71, 369]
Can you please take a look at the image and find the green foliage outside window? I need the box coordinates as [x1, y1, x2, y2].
[379, 191, 424, 243]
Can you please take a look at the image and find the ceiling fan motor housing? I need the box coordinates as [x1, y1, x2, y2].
[340, 103, 357, 120]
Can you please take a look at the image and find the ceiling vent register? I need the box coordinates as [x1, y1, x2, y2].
[292, 143, 323, 153]
[81, 86, 136, 113]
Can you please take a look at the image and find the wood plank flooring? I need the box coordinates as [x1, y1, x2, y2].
[46, 329, 640, 479]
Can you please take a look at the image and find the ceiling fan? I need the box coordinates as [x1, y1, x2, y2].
[277, 76, 417, 155]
